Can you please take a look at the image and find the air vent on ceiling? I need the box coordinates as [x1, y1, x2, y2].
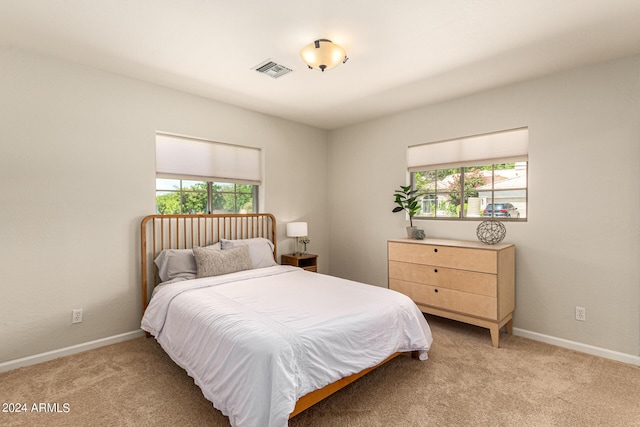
[253, 60, 293, 79]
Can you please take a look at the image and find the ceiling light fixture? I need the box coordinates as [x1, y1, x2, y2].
[300, 39, 348, 72]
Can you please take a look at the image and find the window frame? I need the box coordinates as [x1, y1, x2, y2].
[155, 178, 259, 214]
[410, 162, 528, 221]
[155, 132, 262, 215]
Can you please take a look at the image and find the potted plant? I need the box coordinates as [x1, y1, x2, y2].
[392, 185, 421, 238]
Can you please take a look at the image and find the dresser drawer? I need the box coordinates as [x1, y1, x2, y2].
[388, 241, 497, 274]
[388, 260, 497, 297]
[390, 279, 497, 320]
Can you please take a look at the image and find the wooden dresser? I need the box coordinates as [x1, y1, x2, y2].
[388, 238, 515, 347]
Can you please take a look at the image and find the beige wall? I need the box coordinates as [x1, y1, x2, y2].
[328, 55, 640, 358]
[2, 46, 639, 365]
[0, 48, 329, 363]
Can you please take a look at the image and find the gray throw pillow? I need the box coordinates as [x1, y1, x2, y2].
[154, 249, 197, 282]
[193, 245, 253, 278]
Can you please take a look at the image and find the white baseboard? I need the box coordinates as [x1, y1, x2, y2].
[513, 328, 640, 367]
[3, 328, 637, 373]
[0, 330, 145, 373]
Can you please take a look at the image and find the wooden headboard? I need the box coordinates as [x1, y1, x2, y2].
[140, 213, 276, 313]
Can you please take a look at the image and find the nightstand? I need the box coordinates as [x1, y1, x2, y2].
[281, 254, 318, 272]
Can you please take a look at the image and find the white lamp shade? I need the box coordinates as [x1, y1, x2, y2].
[287, 222, 308, 237]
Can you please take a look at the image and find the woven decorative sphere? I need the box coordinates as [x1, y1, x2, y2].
[476, 220, 506, 245]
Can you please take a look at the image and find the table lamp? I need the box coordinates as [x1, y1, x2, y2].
[286, 222, 308, 255]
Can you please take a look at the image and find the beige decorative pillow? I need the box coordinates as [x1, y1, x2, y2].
[193, 245, 253, 278]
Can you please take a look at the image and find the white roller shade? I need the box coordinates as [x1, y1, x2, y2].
[408, 128, 528, 171]
[156, 134, 261, 184]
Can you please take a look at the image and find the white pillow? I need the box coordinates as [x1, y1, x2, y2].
[154, 243, 221, 282]
[221, 238, 277, 269]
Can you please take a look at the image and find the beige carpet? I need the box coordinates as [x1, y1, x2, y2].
[2, 316, 639, 427]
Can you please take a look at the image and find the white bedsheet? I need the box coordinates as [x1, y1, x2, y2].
[141, 265, 432, 427]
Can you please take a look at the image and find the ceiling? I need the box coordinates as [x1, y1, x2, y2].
[2, 0, 640, 130]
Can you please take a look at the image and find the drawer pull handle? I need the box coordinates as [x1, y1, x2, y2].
[434, 289, 439, 293]
[434, 269, 438, 273]
[434, 248, 438, 253]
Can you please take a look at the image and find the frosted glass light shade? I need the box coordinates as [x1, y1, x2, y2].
[300, 39, 347, 72]
[287, 222, 308, 237]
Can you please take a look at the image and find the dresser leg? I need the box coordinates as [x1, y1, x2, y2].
[490, 326, 500, 348]
[505, 319, 513, 335]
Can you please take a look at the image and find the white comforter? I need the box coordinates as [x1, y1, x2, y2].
[141, 265, 432, 427]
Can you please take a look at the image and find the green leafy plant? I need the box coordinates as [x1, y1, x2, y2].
[392, 185, 421, 227]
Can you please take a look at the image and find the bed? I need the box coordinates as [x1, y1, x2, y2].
[140, 213, 432, 427]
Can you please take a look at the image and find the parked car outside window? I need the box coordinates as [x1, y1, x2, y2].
[483, 203, 520, 218]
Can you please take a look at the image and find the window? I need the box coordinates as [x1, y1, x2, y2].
[155, 179, 257, 214]
[412, 162, 527, 219]
[155, 133, 260, 214]
[408, 128, 528, 220]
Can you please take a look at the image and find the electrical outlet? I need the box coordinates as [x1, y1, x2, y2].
[72, 309, 83, 324]
[575, 306, 586, 322]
